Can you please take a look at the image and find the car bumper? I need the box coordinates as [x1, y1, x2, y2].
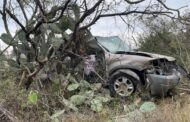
[147, 70, 181, 96]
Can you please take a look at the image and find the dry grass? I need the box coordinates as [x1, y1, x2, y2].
[63, 94, 190, 122]
[64, 105, 123, 122]
[130, 94, 190, 122]
[1, 75, 190, 122]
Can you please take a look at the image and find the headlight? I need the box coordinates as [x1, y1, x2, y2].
[146, 67, 155, 74]
[147, 67, 165, 75]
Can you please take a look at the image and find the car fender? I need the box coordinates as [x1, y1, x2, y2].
[110, 69, 140, 81]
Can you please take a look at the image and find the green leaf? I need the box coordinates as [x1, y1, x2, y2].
[83, 90, 94, 99]
[47, 32, 55, 42]
[95, 96, 111, 103]
[67, 83, 80, 91]
[0, 33, 15, 46]
[18, 31, 25, 40]
[91, 83, 102, 91]
[50, 37, 64, 47]
[90, 99, 103, 112]
[62, 98, 78, 111]
[50, 110, 65, 119]
[17, 31, 26, 42]
[47, 6, 59, 19]
[70, 95, 86, 106]
[140, 102, 156, 113]
[71, 4, 80, 21]
[51, 118, 59, 122]
[49, 23, 63, 34]
[58, 16, 74, 31]
[6, 59, 20, 68]
[17, 31, 30, 47]
[124, 104, 136, 113]
[80, 80, 91, 89]
[28, 90, 38, 104]
[17, 44, 31, 54]
[68, 75, 77, 83]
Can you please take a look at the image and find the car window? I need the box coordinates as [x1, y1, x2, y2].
[96, 36, 131, 53]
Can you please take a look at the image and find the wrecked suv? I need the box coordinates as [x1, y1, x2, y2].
[87, 36, 189, 97]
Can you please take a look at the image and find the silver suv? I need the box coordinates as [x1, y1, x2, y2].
[87, 36, 189, 97]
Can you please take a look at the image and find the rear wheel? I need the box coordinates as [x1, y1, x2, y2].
[109, 73, 138, 97]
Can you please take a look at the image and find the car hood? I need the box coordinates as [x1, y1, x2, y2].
[131, 51, 176, 61]
[105, 51, 176, 72]
[111, 51, 176, 61]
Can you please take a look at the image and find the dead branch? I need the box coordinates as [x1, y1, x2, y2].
[27, 0, 71, 35]
[73, 0, 104, 35]
[29, 2, 38, 22]
[0, 10, 2, 15]
[16, 0, 28, 22]
[24, 44, 55, 89]
[35, 0, 46, 15]
[5, 8, 27, 33]
[71, 0, 104, 52]
[157, 0, 184, 18]
[0, 105, 20, 122]
[124, 0, 145, 4]
[1, 0, 11, 36]
[80, 10, 172, 30]
[177, 87, 190, 92]
[84, 0, 88, 10]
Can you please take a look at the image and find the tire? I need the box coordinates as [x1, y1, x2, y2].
[109, 72, 138, 98]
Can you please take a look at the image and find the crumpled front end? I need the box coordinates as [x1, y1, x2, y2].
[147, 70, 181, 96]
[146, 59, 181, 96]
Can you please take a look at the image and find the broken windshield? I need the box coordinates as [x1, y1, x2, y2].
[96, 36, 131, 53]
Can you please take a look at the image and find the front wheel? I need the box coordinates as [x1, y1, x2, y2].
[109, 73, 138, 98]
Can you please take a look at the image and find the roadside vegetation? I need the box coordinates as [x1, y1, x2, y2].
[0, 0, 190, 122]
[139, 15, 190, 70]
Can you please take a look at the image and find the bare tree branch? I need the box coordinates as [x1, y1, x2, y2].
[16, 0, 28, 22]
[75, 0, 103, 27]
[5, 8, 27, 32]
[72, 0, 104, 41]
[83, 0, 88, 10]
[80, 10, 172, 30]
[27, 0, 71, 35]
[157, 0, 182, 17]
[100, 11, 172, 17]
[0, 10, 3, 15]
[36, 0, 46, 15]
[48, 0, 72, 23]
[29, 2, 38, 24]
[124, 0, 145, 4]
[1, 0, 11, 36]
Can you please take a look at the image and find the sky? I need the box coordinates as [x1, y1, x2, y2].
[91, 0, 190, 47]
[0, 0, 190, 50]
